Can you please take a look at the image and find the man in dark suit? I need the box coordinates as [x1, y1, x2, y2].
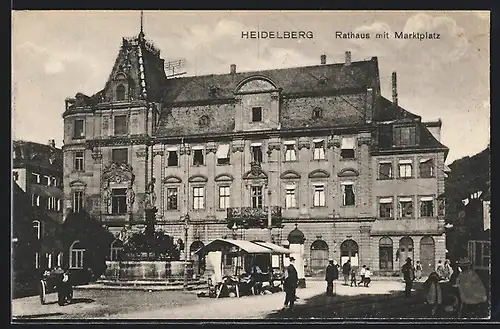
[402, 257, 415, 297]
[282, 257, 298, 310]
[325, 260, 337, 296]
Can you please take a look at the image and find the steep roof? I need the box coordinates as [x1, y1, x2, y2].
[373, 97, 420, 122]
[13, 140, 63, 172]
[162, 58, 379, 103]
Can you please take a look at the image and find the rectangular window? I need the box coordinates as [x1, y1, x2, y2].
[393, 126, 417, 147]
[56, 199, 61, 211]
[74, 151, 84, 171]
[112, 148, 128, 164]
[313, 185, 326, 207]
[379, 197, 393, 218]
[340, 137, 356, 159]
[251, 145, 263, 163]
[167, 188, 178, 210]
[114, 115, 128, 135]
[167, 150, 179, 167]
[47, 197, 53, 210]
[33, 221, 40, 239]
[51, 177, 57, 187]
[398, 160, 413, 178]
[379, 162, 393, 179]
[399, 197, 414, 218]
[193, 187, 205, 210]
[216, 144, 230, 165]
[193, 150, 204, 166]
[111, 188, 127, 214]
[285, 185, 297, 208]
[420, 197, 434, 217]
[251, 186, 263, 209]
[419, 159, 434, 178]
[313, 139, 325, 160]
[70, 250, 84, 269]
[73, 119, 85, 139]
[252, 107, 262, 122]
[32, 173, 40, 184]
[218, 186, 231, 209]
[284, 141, 297, 162]
[342, 183, 355, 206]
[32, 194, 40, 207]
[73, 191, 84, 213]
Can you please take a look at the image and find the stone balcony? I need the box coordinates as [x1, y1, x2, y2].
[226, 206, 283, 229]
[370, 217, 445, 236]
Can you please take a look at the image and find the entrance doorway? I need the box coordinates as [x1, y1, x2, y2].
[340, 239, 359, 267]
[419, 236, 435, 275]
[398, 237, 414, 269]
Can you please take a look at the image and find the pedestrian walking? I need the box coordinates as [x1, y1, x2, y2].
[350, 269, 357, 287]
[358, 265, 366, 286]
[415, 261, 423, 281]
[364, 268, 371, 287]
[444, 259, 453, 280]
[325, 260, 337, 296]
[282, 257, 298, 311]
[402, 257, 415, 297]
[342, 260, 351, 286]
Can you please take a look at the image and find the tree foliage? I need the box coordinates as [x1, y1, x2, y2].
[122, 230, 181, 260]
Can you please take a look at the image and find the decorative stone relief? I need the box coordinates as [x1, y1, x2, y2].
[136, 148, 147, 158]
[102, 116, 109, 132]
[357, 137, 372, 146]
[92, 152, 103, 162]
[179, 145, 191, 156]
[331, 136, 341, 148]
[143, 177, 157, 210]
[298, 138, 311, 150]
[206, 142, 217, 154]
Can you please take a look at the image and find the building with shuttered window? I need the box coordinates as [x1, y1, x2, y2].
[62, 29, 449, 276]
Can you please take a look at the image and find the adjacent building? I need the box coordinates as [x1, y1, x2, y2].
[62, 29, 448, 276]
[12, 139, 64, 271]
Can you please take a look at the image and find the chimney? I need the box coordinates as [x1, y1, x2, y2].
[345, 51, 351, 66]
[392, 71, 398, 106]
[230, 64, 236, 74]
[320, 54, 326, 65]
[48, 139, 55, 148]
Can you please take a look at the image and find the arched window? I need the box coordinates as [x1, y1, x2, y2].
[110, 239, 124, 261]
[32, 220, 41, 240]
[340, 239, 359, 267]
[116, 84, 126, 101]
[310, 239, 329, 276]
[398, 236, 414, 269]
[312, 107, 323, 119]
[69, 240, 85, 269]
[420, 236, 435, 275]
[190, 240, 206, 276]
[379, 237, 393, 271]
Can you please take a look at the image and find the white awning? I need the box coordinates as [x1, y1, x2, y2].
[312, 138, 324, 143]
[216, 144, 230, 159]
[419, 158, 431, 163]
[341, 181, 354, 185]
[283, 140, 296, 145]
[191, 145, 204, 150]
[166, 146, 178, 151]
[285, 184, 296, 189]
[250, 142, 262, 147]
[420, 196, 434, 201]
[194, 239, 273, 255]
[312, 182, 325, 187]
[398, 159, 413, 164]
[379, 197, 393, 203]
[379, 160, 392, 164]
[252, 241, 291, 255]
[341, 137, 356, 149]
[399, 197, 413, 202]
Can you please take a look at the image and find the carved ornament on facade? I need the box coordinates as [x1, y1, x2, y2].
[357, 137, 372, 146]
[136, 148, 147, 158]
[153, 151, 164, 157]
[179, 145, 191, 156]
[231, 143, 244, 153]
[206, 142, 218, 154]
[143, 177, 157, 210]
[360, 225, 371, 234]
[270, 94, 280, 101]
[91, 152, 103, 161]
[331, 135, 341, 148]
[298, 139, 311, 150]
[101, 163, 136, 212]
[267, 143, 281, 153]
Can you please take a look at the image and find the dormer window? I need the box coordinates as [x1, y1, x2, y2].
[393, 125, 417, 147]
[252, 107, 262, 122]
[116, 84, 126, 101]
[312, 107, 323, 119]
[199, 115, 210, 127]
[209, 86, 218, 98]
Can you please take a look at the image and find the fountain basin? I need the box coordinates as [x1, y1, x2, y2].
[104, 260, 194, 281]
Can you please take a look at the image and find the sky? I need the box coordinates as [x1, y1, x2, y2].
[12, 10, 490, 164]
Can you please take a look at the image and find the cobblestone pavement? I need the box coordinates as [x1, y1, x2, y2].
[14, 279, 488, 320]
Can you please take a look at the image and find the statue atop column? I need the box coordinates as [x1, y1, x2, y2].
[144, 177, 157, 210]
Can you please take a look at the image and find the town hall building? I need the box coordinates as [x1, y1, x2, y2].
[62, 28, 448, 276]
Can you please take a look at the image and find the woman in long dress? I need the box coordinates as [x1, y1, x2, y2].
[415, 261, 423, 281]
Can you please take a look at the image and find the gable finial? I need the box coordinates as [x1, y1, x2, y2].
[139, 10, 145, 39]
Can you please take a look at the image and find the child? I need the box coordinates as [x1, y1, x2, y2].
[350, 269, 357, 287]
[364, 267, 371, 287]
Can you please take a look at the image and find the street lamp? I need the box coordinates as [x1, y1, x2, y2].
[267, 189, 272, 242]
[183, 214, 190, 291]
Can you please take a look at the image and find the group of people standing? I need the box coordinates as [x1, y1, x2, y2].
[324, 260, 372, 295]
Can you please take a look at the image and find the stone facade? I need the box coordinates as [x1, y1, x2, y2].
[62, 31, 448, 276]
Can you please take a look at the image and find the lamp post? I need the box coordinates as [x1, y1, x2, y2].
[267, 189, 272, 242]
[183, 214, 190, 291]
